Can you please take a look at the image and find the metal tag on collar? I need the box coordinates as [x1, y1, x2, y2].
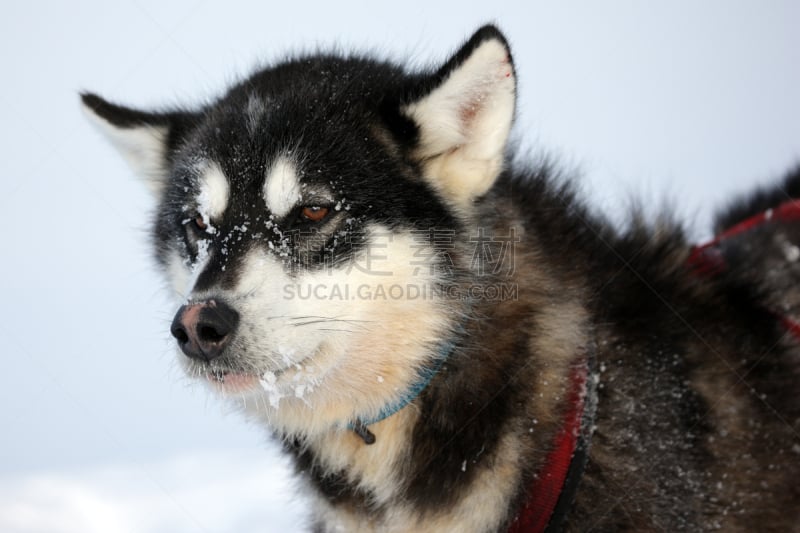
[352, 420, 376, 445]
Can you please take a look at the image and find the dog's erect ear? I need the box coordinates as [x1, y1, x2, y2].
[403, 25, 516, 208]
[81, 93, 193, 196]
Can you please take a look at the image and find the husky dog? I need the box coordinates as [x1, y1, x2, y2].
[83, 25, 800, 532]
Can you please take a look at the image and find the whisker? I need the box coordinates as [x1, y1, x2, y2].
[289, 317, 371, 328]
[288, 315, 372, 323]
[292, 319, 346, 327]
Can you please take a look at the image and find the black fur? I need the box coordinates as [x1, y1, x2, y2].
[85, 25, 800, 532]
[81, 92, 199, 157]
[714, 165, 800, 231]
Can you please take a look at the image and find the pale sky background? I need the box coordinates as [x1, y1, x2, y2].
[1, 1, 798, 531]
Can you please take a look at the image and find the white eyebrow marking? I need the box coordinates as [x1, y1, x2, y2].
[197, 161, 230, 225]
[264, 156, 301, 218]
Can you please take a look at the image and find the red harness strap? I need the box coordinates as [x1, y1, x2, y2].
[688, 199, 800, 340]
[509, 200, 800, 532]
[508, 360, 591, 533]
[688, 199, 800, 277]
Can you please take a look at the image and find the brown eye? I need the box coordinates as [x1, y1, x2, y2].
[194, 215, 207, 231]
[301, 206, 329, 222]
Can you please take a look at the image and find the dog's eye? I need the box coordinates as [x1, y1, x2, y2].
[193, 215, 207, 231]
[300, 206, 329, 222]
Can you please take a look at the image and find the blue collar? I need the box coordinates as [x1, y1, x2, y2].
[350, 336, 457, 444]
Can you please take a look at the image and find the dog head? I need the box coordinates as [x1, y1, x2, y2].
[83, 26, 516, 437]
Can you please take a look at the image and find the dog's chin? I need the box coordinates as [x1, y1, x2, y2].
[179, 341, 335, 402]
[204, 369, 262, 395]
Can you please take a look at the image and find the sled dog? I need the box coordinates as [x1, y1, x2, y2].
[83, 25, 800, 532]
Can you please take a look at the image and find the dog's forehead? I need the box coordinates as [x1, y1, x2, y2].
[192, 97, 366, 192]
[186, 152, 336, 220]
[171, 56, 408, 223]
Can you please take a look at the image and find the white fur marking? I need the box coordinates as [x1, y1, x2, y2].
[215, 224, 449, 440]
[197, 162, 230, 226]
[264, 157, 302, 218]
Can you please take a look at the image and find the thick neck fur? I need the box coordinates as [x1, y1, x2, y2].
[280, 170, 596, 531]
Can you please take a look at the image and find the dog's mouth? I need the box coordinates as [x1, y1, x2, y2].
[202, 357, 315, 395]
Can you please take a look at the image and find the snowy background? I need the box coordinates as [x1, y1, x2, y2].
[1, 1, 798, 532]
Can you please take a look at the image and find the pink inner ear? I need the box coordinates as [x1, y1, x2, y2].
[457, 55, 513, 128]
[459, 98, 483, 125]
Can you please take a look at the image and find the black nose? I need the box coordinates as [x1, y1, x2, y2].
[170, 299, 240, 362]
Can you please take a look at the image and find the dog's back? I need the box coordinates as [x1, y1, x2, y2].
[567, 166, 800, 530]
